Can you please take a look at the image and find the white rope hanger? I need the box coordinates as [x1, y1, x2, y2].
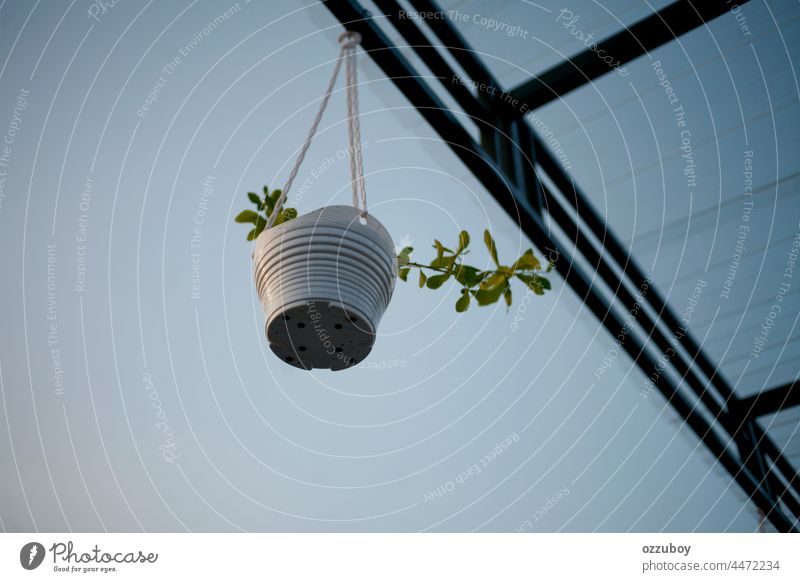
[267, 31, 367, 229]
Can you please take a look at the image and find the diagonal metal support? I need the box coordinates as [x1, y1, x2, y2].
[322, 0, 797, 532]
[509, 0, 751, 113]
[372, 0, 494, 124]
[735, 381, 800, 418]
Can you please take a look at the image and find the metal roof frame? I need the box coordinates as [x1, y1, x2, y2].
[323, 0, 799, 531]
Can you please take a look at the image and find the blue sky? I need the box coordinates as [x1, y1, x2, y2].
[0, 0, 797, 532]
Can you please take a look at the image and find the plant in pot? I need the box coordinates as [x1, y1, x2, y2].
[238, 186, 553, 371]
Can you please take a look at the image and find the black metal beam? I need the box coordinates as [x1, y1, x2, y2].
[412, 2, 798, 507]
[321, 0, 797, 532]
[371, 0, 494, 125]
[736, 381, 800, 418]
[509, 0, 751, 112]
[532, 135, 800, 498]
[535, 139, 734, 433]
[536, 175, 795, 531]
[407, 0, 501, 89]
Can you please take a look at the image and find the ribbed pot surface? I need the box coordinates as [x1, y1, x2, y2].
[252, 205, 397, 371]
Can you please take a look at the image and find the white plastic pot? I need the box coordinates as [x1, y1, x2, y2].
[252, 205, 397, 371]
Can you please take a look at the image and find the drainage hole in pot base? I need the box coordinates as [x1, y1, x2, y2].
[265, 302, 376, 371]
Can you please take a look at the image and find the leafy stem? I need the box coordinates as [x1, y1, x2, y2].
[396, 230, 554, 312]
[403, 261, 451, 274]
[234, 186, 297, 241]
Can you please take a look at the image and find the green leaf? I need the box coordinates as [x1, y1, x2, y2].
[273, 207, 297, 227]
[430, 255, 456, 269]
[484, 230, 499, 266]
[516, 273, 537, 286]
[248, 192, 261, 207]
[475, 283, 506, 306]
[453, 265, 482, 287]
[265, 188, 282, 211]
[513, 250, 541, 271]
[517, 273, 550, 295]
[235, 210, 260, 224]
[263, 185, 270, 196]
[480, 272, 506, 290]
[397, 246, 413, 267]
[433, 239, 445, 261]
[433, 239, 453, 256]
[456, 291, 470, 312]
[426, 273, 450, 289]
[504, 287, 512, 307]
[254, 215, 267, 232]
[418, 271, 427, 288]
[457, 231, 470, 252]
[398, 267, 410, 282]
[246, 228, 257, 241]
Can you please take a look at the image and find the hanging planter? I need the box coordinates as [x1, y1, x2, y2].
[236, 31, 555, 371]
[253, 204, 396, 371]
[248, 31, 394, 371]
